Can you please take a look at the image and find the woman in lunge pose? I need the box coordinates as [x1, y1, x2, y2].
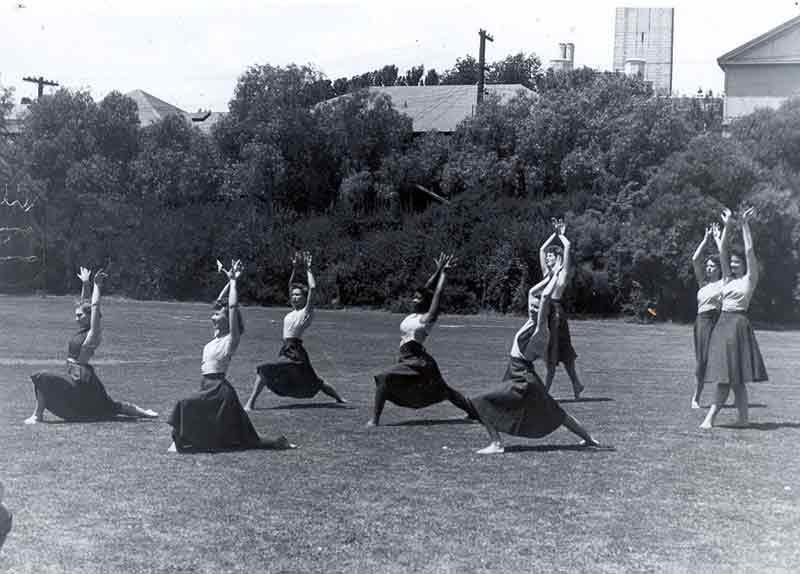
[25, 267, 158, 424]
[167, 260, 293, 452]
[701, 207, 768, 429]
[691, 223, 723, 409]
[538, 219, 584, 398]
[471, 265, 606, 454]
[367, 253, 478, 426]
[244, 252, 345, 410]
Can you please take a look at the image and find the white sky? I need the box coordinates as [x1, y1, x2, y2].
[1, 0, 799, 112]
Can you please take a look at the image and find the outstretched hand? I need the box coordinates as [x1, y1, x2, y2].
[721, 207, 733, 226]
[217, 259, 244, 280]
[303, 251, 313, 270]
[77, 266, 91, 282]
[93, 268, 108, 287]
[555, 218, 566, 236]
[741, 206, 756, 223]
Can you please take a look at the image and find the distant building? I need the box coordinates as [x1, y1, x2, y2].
[124, 89, 224, 134]
[323, 84, 535, 133]
[550, 43, 575, 73]
[718, 14, 800, 123]
[613, 7, 675, 95]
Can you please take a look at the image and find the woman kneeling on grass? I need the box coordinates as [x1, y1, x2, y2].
[25, 267, 158, 424]
[471, 265, 608, 454]
[244, 251, 345, 410]
[167, 260, 294, 453]
[367, 253, 478, 427]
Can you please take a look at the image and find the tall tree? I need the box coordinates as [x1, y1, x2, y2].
[441, 55, 480, 85]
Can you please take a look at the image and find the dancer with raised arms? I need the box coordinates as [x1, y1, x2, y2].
[471, 263, 606, 454]
[701, 207, 768, 429]
[167, 260, 293, 452]
[367, 253, 478, 426]
[691, 223, 723, 409]
[538, 219, 585, 399]
[25, 267, 158, 424]
[244, 251, 345, 410]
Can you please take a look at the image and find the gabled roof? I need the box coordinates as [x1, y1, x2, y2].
[718, 14, 800, 67]
[325, 84, 535, 133]
[125, 89, 187, 126]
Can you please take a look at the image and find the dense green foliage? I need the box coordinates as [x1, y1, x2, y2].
[1, 62, 798, 322]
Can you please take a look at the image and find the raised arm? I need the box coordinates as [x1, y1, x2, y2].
[77, 267, 91, 303]
[83, 270, 107, 347]
[424, 253, 447, 290]
[741, 207, 759, 288]
[225, 260, 243, 351]
[303, 252, 316, 311]
[692, 226, 713, 285]
[288, 252, 300, 295]
[421, 254, 455, 324]
[555, 221, 571, 286]
[718, 208, 734, 280]
[539, 222, 558, 275]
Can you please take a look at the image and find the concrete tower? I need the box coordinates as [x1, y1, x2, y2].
[613, 7, 674, 95]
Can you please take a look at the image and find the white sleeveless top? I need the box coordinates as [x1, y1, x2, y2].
[400, 314, 433, 345]
[510, 318, 535, 360]
[283, 307, 313, 339]
[201, 334, 234, 375]
[697, 280, 723, 314]
[721, 276, 755, 312]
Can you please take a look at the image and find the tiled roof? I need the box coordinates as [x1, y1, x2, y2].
[325, 84, 535, 133]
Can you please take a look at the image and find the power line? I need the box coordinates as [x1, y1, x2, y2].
[22, 76, 59, 99]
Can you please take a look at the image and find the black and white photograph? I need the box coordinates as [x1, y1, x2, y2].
[1, 1, 800, 572]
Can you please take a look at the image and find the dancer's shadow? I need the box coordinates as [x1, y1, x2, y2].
[718, 421, 800, 431]
[265, 403, 353, 411]
[720, 403, 767, 409]
[388, 418, 477, 427]
[44, 417, 152, 424]
[557, 397, 614, 404]
[504, 443, 616, 453]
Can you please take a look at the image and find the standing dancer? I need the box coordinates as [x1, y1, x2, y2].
[25, 267, 158, 424]
[539, 219, 584, 398]
[701, 207, 768, 429]
[0, 482, 11, 551]
[691, 223, 723, 408]
[168, 260, 293, 452]
[472, 265, 606, 454]
[367, 253, 478, 426]
[244, 252, 345, 410]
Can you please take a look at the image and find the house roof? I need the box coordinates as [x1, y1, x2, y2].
[124, 89, 188, 126]
[718, 14, 800, 67]
[325, 84, 535, 133]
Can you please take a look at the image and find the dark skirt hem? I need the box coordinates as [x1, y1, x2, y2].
[375, 341, 450, 409]
[257, 338, 324, 398]
[703, 311, 768, 386]
[30, 364, 123, 421]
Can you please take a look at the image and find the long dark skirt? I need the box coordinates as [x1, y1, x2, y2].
[547, 301, 577, 367]
[257, 338, 324, 398]
[30, 363, 123, 421]
[704, 311, 768, 386]
[0, 503, 10, 551]
[168, 375, 269, 452]
[471, 357, 566, 438]
[375, 341, 451, 409]
[694, 310, 719, 379]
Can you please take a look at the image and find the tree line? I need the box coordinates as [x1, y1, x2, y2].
[1, 56, 798, 323]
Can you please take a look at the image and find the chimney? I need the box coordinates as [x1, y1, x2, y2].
[566, 43, 574, 67]
[559, 43, 567, 59]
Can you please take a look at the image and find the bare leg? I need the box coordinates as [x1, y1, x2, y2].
[732, 384, 749, 427]
[320, 382, 347, 403]
[562, 413, 600, 446]
[564, 360, 585, 399]
[366, 379, 387, 427]
[244, 374, 266, 411]
[445, 386, 479, 419]
[544, 366, 556, 393]
[692, 376, 704, 409]
[117, 402, 158, 418]
[24, 388, 46, 424]
[700, 384, 730, 429]
[477, 422, 504, 454]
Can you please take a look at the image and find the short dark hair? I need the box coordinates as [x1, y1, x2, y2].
[290, 283, 308, 296]
[729, 249, 747, 273]
[545, 245, 563, 258]
[414, 286, 433, 311]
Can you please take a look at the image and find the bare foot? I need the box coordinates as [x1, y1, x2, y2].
[335, 398, 348, 404]
[167, 442, 177, 453]
[691, 399, 701, 409]
[243, 404, 254, 412]
[699, 419, 713, 430]
[579, 439, 615, 451]
[24, 414, 41, 425]
[274, 436, 297, 450]
[477, 442, 504, 454]
[142, 409, 159, 418]
[574, 384, 585, 400]
[365, 419, 378, 428]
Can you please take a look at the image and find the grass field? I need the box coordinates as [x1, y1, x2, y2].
[1, 295, 799, 574]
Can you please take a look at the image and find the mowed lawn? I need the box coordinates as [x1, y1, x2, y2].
[1, 295, 799, 574]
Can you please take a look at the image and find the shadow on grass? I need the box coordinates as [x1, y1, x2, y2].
[504, 443, 617, 453]
[720, 403, 767, 409]
[557, 397, 614, 404]
[264, 403, 354, 411]
[717, 421, 800, 431]
[388, 418, 477, 427]
[43, 417, 157, 425]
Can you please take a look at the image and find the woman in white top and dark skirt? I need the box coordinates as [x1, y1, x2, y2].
[691, 224, 723, 408]
[701, 207, 768, 429]
[367, 253, 478, 426]
[471, 266, 606, 454]
[168, 260, 293, 452]
[244, 252, 344, 410]
[25, 268, 158, 424]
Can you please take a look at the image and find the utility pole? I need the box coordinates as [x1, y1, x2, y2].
[477, 29, 494, 106]
[22, 76, 58, 99]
